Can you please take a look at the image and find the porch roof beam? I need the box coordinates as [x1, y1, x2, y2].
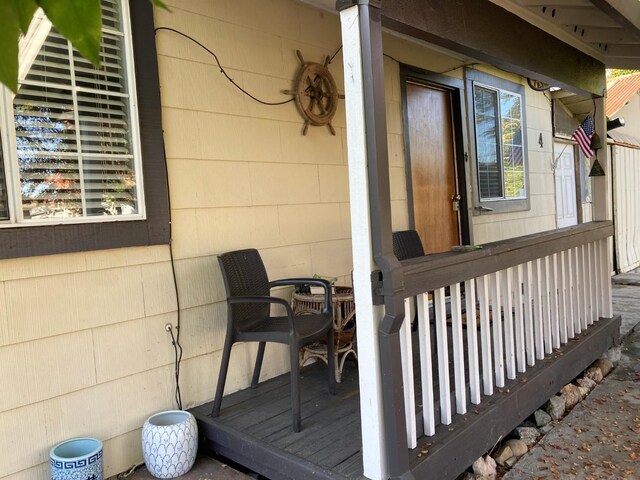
[380, 0, 606, 98]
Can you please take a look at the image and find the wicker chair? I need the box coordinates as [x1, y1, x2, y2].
[212, 248, 336, 432]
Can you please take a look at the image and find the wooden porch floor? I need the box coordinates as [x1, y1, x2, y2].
[191, 316, 620, 480]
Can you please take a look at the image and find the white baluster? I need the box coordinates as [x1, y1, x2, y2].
[501, 268, 516, 380]
[549, 253, 560, 349]
[489, 272, 505, 388]
[540, 256, 552, 354]
[434, 288, 451, 424]
[586, 242, 594, 325]
[400, 297, 417, 448]
[564, 248, 575, 339]
[417, 292, 435, 436]
[513, 264, 526, 372]
[522, 261, 536, 366]
[592, 241, 600, 321]
[465, 279, 481, 405]
[571, 246, 582, 335]
[450, 283, 466, 415]
[579, 245, 588, 331]
[477, 275, 493, 395]
[558, 251, 568, 344]
[531, 258, 545, 359]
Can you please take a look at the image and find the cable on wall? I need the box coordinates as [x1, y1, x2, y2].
[161, 135, 183, 411]
[155, 27, 295, 106]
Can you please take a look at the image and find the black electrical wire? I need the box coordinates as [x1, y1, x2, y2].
[168, 325, 183, 410]
[327, 45, 342, 64]
[160, 136, 183, 410]
[154, 27, 295, 106]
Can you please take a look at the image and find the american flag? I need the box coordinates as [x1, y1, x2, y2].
[572, 116, 594, 158]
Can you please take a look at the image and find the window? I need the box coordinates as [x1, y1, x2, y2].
[0, 0, 169, 258]
[1, 0, 142, 223]
[466, 69, 529, 213]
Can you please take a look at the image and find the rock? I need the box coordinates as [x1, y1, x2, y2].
[576, 377, 597, 392]
[504, 456, 518, 468]
[534, 409, 552, 427]
[505, 439, 528, 457]
[514, 426, 541, 446]
[544, 395, 566, 421]
[472, 455, 497, 480]
[540, 424, 554, 434]
[492, 445, 514, 467]
[578, 386, 590, 399]
[592, 358, 614, 377]
[560, 384, 582, 409]
[461, 472, 477, 480]
[604, 345, 622, 363]
[584, 366, 604, 383]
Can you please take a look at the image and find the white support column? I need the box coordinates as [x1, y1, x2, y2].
[340, 5, 386, 478]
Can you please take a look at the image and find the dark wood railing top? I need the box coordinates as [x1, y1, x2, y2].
[395, 221, 613, 299]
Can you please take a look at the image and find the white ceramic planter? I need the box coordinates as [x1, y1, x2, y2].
[50, 437, 103, 480]
[142, 410, 198, 478]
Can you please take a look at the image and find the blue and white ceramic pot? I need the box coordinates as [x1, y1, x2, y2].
[142, 410, 198, 478]
[50, 437, 103, 480]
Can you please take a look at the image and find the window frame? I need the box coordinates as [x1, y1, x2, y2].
[466, 69, 530, 214]
[0, 0, 169, 259]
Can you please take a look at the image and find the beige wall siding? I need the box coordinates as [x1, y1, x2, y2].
[0, 246, 180, 478]
[1, 1, 562, 478]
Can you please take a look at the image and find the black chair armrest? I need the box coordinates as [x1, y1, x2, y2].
[229, 296, 295, 329]
[269, 278, 332, 313]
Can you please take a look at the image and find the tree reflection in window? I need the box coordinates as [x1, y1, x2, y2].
[473, 84, 525, 201]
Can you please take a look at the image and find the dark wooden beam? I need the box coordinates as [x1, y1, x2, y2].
[380, 0, 606, 97]
[389, 221, 612, 301]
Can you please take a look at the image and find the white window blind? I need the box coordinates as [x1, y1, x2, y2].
[2, 0, 143, 223]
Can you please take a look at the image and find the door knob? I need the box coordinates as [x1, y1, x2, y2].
[451, 194, 461, 201]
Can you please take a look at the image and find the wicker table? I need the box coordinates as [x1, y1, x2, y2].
[292, 286, 357, 383]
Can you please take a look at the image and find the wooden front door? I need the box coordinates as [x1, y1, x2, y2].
[406, 82, 460, 254]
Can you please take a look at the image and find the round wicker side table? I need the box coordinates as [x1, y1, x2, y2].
[292, 286, 357, 383]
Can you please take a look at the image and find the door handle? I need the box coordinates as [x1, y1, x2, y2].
[451, 194, 461, 211]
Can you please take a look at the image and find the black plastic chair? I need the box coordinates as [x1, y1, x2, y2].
[212, 248, 336, 432]
[393, 230, 425, 329]
[392, 229, 425, 261]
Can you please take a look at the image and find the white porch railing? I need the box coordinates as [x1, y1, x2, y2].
[398, 223, 613, 449]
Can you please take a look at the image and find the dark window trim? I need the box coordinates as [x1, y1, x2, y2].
[465, 68, 530, 215]
[0, 0, 169, 259]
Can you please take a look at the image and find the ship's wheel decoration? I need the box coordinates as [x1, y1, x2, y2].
[282, 50, 344, 136]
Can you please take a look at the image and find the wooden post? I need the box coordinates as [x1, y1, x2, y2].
[339, 5, 387, 477]
[338, 2, 412, 479]
[592, 95, 610, 222]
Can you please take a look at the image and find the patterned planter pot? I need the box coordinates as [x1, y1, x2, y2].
[50, 437, 103, 480]
[142, 410, 198, 478]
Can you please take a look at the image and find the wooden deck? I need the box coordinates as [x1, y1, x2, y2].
[191, 315, 620, 480]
